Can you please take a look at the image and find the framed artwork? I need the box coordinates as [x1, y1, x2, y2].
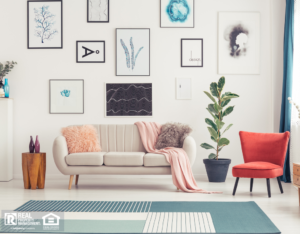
[49, 80, 84, 114]
[27, 1, 63, 49]
[160, 0, 194, 28]
[116, 28, 150, 76]
[181, 39, 203, 67]
[218, 12, 260, 74]
[87, 0, 109, 23]
[105, 83, 152, 117]
[176, 78, 192, 99]
[76, 41, 105, 63]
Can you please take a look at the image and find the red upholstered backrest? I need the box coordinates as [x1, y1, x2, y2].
[239, 131, 290, 167]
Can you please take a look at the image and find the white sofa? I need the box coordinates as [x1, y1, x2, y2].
[52, 124, 197, 189]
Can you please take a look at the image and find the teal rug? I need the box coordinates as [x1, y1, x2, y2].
[0, 201, 280, 234]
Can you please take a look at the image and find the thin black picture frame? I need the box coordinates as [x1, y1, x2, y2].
[115, 28, 150, 76]
[49, 79, 84, 114]
[160, 0, 194, 28]
[181, 38, 203, 67]
[27, 0, 63, 49]
[76, 41, 106, 63]
[87, 0, 109, 23]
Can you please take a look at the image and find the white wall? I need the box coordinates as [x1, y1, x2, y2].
[0, 0, 284, 179]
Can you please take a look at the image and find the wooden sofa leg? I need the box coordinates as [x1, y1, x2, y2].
[68, 175, 74, 190]
[177, 187, 180, 191]
[75, 175, 79, 185]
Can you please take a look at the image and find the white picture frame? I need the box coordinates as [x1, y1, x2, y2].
[160, 0, 194, 28]
[49, 80, 84, 114]
[218, 12, 260, 74]
[76, 41, 105, 63]
[176, 78, 192, 100]
[105, 83, 153, 117]
[116, 28, 150, 76]
[27, 1, 63, 49]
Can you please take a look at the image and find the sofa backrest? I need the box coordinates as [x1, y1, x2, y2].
[92, 124, 146, 152]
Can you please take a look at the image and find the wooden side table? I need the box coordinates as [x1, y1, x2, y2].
[22, 153, 46, 190]
[293, 163, 300, 205]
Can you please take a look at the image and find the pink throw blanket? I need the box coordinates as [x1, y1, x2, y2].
[135, 122, 222, 194]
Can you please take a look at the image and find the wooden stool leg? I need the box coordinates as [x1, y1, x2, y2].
[68, 175, 74, 190]
[37, 153, 46, 189]
[22, 154, 30, 189]
[75, 175, 79, 185]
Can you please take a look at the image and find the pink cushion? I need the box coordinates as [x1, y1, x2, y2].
[61, 125, 101, 154]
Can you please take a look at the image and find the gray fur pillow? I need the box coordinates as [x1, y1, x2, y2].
[155, 122, 192, 150]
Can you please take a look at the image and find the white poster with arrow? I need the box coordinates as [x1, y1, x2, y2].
[76, 41, 105, 63]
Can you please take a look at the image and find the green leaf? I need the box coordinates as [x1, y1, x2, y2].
[223, 124, 233, 135]
[206, 108, 219, 121]
[221, 93, 239, 102]
[200, 143, 215, 150]
[211, 136, 217, 142]
[223, 106, 234, 117]
[218, 147, 223, 152]
[216, 119, 225, 130]
[205, 118, 218, 132]
[218, 138, 230, 147]
[221, 99, 231, 107]
[204, 91, 216, 103]
[208, 153, 217, 159]
[208, 127, 218, 140]
[208, 104, 218, 114]
[214, 102, 222, 112]
[218, 76, 225, 92]
[210, 82, 219, 97]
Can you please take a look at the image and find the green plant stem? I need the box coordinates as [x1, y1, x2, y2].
[216, 93, 221, 160]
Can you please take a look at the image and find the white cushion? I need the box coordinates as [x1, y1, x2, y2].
[144, 153, 170, 167]
[65, 152, 105, 166]
[104, 152, 145, 166]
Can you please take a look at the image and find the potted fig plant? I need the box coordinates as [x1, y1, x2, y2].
[200, 76, 239, 182]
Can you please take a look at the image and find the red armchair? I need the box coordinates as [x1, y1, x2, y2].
[232, 131, 290, 198]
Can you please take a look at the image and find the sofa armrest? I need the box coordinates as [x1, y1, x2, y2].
[183, 136, 197, 166]
[52, 136, 69, 174]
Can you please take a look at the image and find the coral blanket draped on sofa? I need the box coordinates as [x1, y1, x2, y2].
[135, 122, 222, 194]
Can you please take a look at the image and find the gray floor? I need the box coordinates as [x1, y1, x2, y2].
[0, 176, 299, 234]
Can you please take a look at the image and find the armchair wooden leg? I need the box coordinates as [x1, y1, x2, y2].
[266, 178, 271, 198]
[277, 177, 283, 193]
[233, 177, 239, 196]
[250, 178, 254, 192]
[75, 175, 79, 185]
[68, 175, 74, 190]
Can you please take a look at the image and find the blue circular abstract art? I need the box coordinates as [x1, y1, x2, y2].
[166, 0, 190, 22]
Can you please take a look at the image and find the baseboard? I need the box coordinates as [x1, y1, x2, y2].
[12, 174, 213, 180]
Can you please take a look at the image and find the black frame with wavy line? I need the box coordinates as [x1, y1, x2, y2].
[105, 83, 152, 117]
[27, 0, 63, 49]
[116, 28, 150, 76]
[87, 0, 109, 23]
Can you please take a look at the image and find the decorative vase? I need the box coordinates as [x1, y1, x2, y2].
[4, 78, 9, 98]
[29, 136, 35, 153]
[35, 136, 40, 153]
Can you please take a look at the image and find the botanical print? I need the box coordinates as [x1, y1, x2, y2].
[106, 83, 152, 117]
[120, 37, 144, 70]
[166, 0, 190, 23]
[34, 5, 58, 43]
[61, 90, 70, 97]
[89, 0, 108, 21]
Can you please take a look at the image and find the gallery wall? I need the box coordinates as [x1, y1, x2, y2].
[0, 0, 285, 179]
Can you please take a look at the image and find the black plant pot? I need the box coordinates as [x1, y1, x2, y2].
[203, 158, 231, 182]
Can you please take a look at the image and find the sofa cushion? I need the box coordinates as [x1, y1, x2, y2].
[144, 153, 170, 167]
[104, 152, 145, 166]
[66, 152, 105, 166]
